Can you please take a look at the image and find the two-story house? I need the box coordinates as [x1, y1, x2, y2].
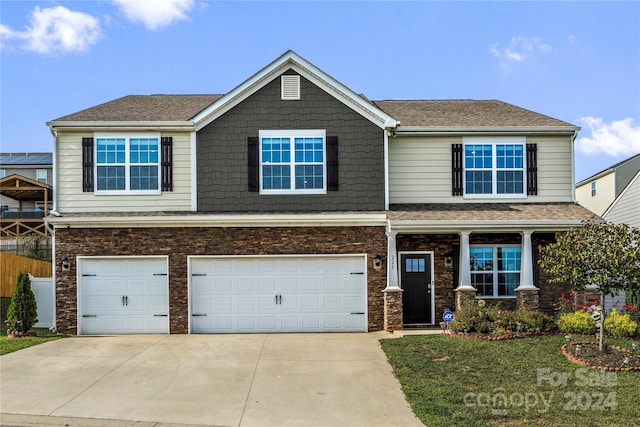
[46, 51, 598, 335]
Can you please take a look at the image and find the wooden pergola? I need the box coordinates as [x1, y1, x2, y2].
[0, 174, 53, 237]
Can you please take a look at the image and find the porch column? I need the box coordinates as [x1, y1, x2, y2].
[385, 229, 400, 290]
[455, 231, 476, 308]
[383, 228, 403, 331]
[516, 230, 539, 309]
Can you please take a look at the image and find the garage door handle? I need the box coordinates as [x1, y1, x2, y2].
[153, 273, 167, 276]
[350, 312, 365, 315]
[192, 273, 207, 277]
[192, 314, 207, 317]
[82, 274, 97, 277]
[154, 314, 168, 317]
[83, 315, 97, 318]
[350, 272, 364, 275]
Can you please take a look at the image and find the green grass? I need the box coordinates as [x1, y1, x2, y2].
[381, 335, 640, 427]
[0, 297, 64, 355]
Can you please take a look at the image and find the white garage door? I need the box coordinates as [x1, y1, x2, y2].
[190, 256, 367, 333]
[79, 257, 169, 334]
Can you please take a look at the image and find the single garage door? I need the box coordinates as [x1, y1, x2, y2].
[190, 255, 367, 333]
[79, 257, 169, 334]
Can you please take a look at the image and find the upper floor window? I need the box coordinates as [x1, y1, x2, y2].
[591, 181, 596, 197]
[94, 134, 160, 193]
[470, 245, 521, 298]
[36, 169, 48, 184]
[259, 130, 326, 194]
[0, 170, 5, 178]
[463, 137, 526, 198]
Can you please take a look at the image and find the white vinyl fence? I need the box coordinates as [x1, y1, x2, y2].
[29, 276, 54, 329]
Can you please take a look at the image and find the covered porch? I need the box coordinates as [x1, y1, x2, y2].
[0, 174, 53, 238]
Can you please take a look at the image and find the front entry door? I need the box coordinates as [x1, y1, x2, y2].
[401, 253, 432, 324]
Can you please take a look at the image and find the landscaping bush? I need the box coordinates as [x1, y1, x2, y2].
[558, 310, 596, 335]
[604, 307, 638, 338]
[449, 297, 555, 335]
[6, 271, 38, 334]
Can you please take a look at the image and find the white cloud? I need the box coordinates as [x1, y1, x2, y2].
[113, 0, 195, 30]
[490, 36, 552, 67]
[0, 6, 101, 54]
[576, 117, 640, 156]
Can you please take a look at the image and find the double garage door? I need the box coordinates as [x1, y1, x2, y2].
[78, 255, 367, 334]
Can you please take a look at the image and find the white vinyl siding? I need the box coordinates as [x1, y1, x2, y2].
[56, 131, 193, 213]
[604, 172, 639, 227]
[389, 135, 574, 204]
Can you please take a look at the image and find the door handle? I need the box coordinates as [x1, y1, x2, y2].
[122, 296, 125, 306]
[125, 296, 129, 306]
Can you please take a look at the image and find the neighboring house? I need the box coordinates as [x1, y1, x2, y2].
[0, 153, 54, 238]
[576, 153, 640, 310]
[575, 153, 640, 217]
[46, 51, 598, 335]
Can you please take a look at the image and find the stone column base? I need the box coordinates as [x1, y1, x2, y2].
[455, 288, 477, 310]
[383, 289, 403, 332]
[517, 288, 539, 310]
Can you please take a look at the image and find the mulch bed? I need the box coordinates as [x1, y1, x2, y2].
[562, 342, 640, 372]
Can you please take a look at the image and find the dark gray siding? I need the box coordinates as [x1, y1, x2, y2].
[196, 72, 385, 212]
[615, 154, 640, 197]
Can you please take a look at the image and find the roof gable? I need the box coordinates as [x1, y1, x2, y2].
[192, 50, 397, 131]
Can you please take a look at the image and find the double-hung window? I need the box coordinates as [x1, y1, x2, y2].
[259, 130, 326, 194]
[95, 134, 160, 193]
[470, 245, 521, 297]
[463, 137, 526, 197]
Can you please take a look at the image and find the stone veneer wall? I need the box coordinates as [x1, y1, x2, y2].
[55, 226, 387, 334]
[397, 232, 571, 318]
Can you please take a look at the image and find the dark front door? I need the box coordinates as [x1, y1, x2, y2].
[401, 253, 432, 324]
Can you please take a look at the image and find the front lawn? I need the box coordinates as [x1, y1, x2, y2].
[381, 335, 639, 427]
[0, 297, 63, 355]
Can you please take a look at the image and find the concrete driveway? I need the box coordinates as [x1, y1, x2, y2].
[1, 333, 424, 427]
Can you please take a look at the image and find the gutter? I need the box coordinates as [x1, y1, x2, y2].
[46, 121, 195, 131]
[388, 219, 604, 234]
[394, 126, 580, 135]
[45, 213, 389, 229]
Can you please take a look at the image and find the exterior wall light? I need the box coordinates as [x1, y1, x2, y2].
[61, 256, 70, 272]
[373, 254, 383, 270]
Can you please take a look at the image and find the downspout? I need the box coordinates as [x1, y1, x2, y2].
[49, 127, 58, 212]
[571, 129, 578, 203]
[46, 125, 58, 333]
[384, 129, 390, 210]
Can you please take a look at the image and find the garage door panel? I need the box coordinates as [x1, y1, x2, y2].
[80, 258, 169, 334]
[191, 256, 366, 333]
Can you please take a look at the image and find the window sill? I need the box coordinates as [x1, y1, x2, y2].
[94, 190, 162, 196]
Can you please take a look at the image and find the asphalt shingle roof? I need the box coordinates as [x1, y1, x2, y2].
[52, 95, 223, 122]
[50, 95, 575, 129]
[373, 100, 575, 128]
[388, 203, 600, 222]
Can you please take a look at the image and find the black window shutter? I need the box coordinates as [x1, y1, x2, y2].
[327, 136, 339, 191]
[161, 137, 173, 192]
[248, 136, 259, 192]
[82, 137, 94, 192]
[452, 144, 463, 196]
[526, 143, 538, 195]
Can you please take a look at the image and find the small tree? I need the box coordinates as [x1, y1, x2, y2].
[6, 271, 38, 335]
[539, 221, 640, 351]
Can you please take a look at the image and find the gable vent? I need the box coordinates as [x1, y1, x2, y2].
[281, 75, 300, 100]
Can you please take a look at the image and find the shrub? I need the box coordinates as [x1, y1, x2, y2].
[516, 308, 555, 333]
[6, 271, 38, 333]
[552, 292, 576, 317]
[449, 298, 501, 334]
[558, 310, 596, 335]
[604, 308, 638, 338]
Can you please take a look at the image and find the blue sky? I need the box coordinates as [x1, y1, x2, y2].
[1, 1, 639, 182]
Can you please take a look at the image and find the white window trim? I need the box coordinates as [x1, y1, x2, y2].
[591, 181, 596, 197]
[470, 244, 521, 298]
[462, 136, 527, 199]
[94, 133, 161, 195]
[259, 129, 327, 195]
[0, 170, 6, 178]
